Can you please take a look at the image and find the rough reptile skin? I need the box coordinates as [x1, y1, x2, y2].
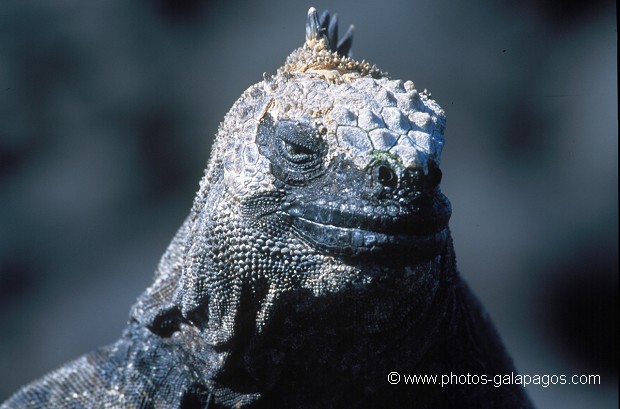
[2, 8, 533, 409]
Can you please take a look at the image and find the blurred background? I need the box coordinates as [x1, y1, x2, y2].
[0, 0, 616, 407]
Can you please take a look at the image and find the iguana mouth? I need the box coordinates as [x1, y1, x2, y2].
[281, 194, 451, 257]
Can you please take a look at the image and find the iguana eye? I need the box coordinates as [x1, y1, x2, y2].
[257, 114, 327, 185]
[276, 121, 325, 166]
[284, 141, 314, 157]
[281, 139, 319, 164]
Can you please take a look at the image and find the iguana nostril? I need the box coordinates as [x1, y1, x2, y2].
[375, 164, 397, 186]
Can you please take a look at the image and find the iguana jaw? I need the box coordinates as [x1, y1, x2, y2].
[279, 192, 451, 258]
[289, 216, 450, 258]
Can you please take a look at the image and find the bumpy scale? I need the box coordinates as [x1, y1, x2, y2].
[2, 8, 533, 409]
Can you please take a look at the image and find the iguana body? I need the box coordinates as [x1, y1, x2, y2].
[2, 8, 533, 408]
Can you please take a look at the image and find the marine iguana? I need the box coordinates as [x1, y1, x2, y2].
[2, 8, 533, 409]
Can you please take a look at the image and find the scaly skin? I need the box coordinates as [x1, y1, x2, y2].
[2, 8, 533, 409]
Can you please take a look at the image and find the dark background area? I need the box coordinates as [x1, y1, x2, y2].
[0, 0, 617, 407]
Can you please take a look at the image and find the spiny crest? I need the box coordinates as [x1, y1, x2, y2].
[305, 7, 353, 57]
[280, 7, 384, 78]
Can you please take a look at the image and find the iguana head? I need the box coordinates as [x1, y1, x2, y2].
[207, 7, 449, 255]
[142, 8, 452, 348]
